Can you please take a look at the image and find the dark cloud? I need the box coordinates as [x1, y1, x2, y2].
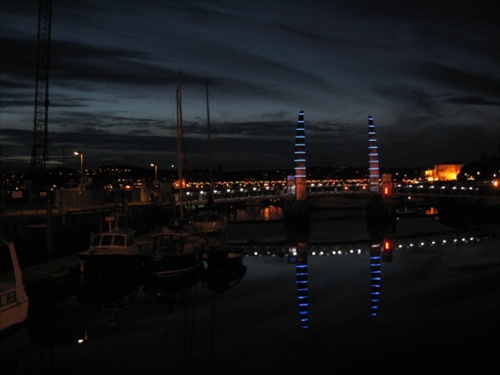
[443, 96, 500, 106]
[1, 0, 498, 171]
[422, 62, 500, 98]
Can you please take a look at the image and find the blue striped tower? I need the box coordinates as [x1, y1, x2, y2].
[295, 111, 306, 201]
[368, 116, 380, 194]
[284, 110, 310, 242]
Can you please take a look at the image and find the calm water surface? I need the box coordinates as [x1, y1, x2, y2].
[19, 209, 500, 375]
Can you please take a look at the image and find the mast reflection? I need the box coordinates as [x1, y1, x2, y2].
[204, 247, 247, 293]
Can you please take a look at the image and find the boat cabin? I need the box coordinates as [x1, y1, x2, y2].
[82, 229, 140, 257]
[0, 239, 29, 331]
[90, 232, 135, 250]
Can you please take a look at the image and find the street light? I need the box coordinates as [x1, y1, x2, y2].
[150, 163, 158, 182]
[150, 163, 159, 204]
[74, 151, 84, 190]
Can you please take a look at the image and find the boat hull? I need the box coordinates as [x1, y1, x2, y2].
[143, 260, 203, 300]
[204, 248, 247, 293]
[76, 254, 144, 305]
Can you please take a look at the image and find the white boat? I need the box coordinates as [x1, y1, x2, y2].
[78, 215, 143, 258]
[1, 239, 30, 369]
[0, 239, 29, 331]
[76, 215, 144, 304]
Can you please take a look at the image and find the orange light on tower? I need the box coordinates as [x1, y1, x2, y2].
[382, 173, 392, 197]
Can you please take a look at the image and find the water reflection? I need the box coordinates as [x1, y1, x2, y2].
[203, 247, 247, 293]
[366, 198, 396, 317]
[287, 242, 309, 329]
[283, 199, 310, 328]
[230, 203, 283, 221]
[17, 200, 500, 374]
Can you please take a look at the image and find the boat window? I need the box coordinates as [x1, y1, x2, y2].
[101, 235, 113, 246]
[91, 235, 102, 247]
[127, 235, 135, 246]
[155, 235, 177, 254]
[113, 235, 126, 247]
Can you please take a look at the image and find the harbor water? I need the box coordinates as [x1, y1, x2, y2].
[8, 207, 500, 374]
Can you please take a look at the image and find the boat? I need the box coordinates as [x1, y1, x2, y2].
[143, 230, 205, 300]
[143, 78, 209, 301]
[1, 239, 30, 368]
[191, 208, 228, 248]
[0, 239, 29, 331]
[76, 215, 144, 305]
[203, 246, 246, 293]
[159, 219, 208, 250]
[191, 209, 228, 235]
[189, 82, 229, 246]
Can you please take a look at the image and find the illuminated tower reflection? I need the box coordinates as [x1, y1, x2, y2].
[284, 110, 310, 329]
[369, 243, 382, 317]
[295, 242, 309, 328]
[367, 202, 396, 317]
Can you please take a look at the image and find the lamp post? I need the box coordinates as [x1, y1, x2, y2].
[150, 163, 158, 182]
[74, 151, 84, 191]
[151, 163, 159, 203]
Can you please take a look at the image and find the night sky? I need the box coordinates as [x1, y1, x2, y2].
[1, 0, 499, 172]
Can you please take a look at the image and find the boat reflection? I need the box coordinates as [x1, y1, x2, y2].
[203, 246, 247, 293]
[143, 230, 205, 303]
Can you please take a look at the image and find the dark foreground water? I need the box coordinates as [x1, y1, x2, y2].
[13, 212, 500, 374]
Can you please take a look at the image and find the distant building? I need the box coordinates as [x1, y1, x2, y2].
[424, 164, 464, 181]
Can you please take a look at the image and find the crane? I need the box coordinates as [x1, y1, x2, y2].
[30, 0, 52, 183]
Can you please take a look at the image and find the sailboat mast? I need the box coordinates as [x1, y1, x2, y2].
[206, 80, 214, 185]
[176, 83, 185, 219]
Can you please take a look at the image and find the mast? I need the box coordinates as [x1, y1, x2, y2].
[206, 80, 214, 186]
[176, 77, 185, 219]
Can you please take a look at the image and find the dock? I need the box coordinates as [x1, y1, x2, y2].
[22, 254, 81, 286]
